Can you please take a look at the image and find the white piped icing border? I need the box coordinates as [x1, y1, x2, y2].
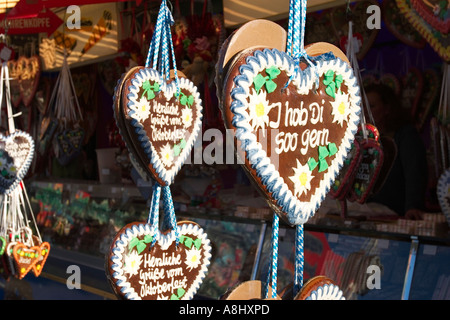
[230, 48, 361, 225]
[0, 130, 35, 195]
[109, 222, 212, 300]
[305, 283, 346, 300]
[126, 68, 203, 185]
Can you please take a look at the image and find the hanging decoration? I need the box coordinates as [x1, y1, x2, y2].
[396, 0, 449, 62]
[0, 45, 50, 281]
[107, 0, 210, 300]
[330, 0, 380, 60]
[39, 51, 85, 167]
[217, 0, 354, 300]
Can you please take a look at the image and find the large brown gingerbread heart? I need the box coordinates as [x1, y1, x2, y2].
[221, 45, 361, 225]
[17, 55, 41, 107]
[107, 221, 211, 300]
[120, 67, 203, 186]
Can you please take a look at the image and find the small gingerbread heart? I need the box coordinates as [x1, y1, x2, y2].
[13, 243, 40, 279]
[32, 241, 50, 277]
[0, 130, 35, 194]
[220, 280, 280, 300]
[107, 221, 212, 300]
[121, 67, 203, 186]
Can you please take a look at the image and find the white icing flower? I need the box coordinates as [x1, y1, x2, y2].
[330, 91, 351, 126]
[160, 143, 174, 167]
[123, 250, 142, 276]
[130, 96, 151, 123]
[181, 106, 193, 128]
[184, 247, 202, 271]
[289, 159, 314, 197]
[247, 88, 276, 136]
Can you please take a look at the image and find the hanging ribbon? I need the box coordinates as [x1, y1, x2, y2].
[264, 214, 279, 299]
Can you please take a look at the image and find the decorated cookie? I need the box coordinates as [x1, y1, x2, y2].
[329, 139, 362, 200]
[56, 128, 85, 165]
[396, 0, 449, 62]
[31, 239, 50, 277]
[382, 0, 426, 49]
[221, 44, 361, 225]
[17, 55, 41, 107]
[347, 124, 384, 204]
[410, 0, 449, 34]
[437, 168, 450, 226]
[107, 221, 211, 300]
[294, 276, 345, 300]
[220, 280, 280, 300]
[119, 67, 202, 186]
[0, 130, 35, 194]
[13, 243, 40, 279]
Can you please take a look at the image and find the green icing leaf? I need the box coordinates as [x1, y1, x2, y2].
[179, 139, 186, 149]
[170, 294, 179, 300]
[177, 287, 186, 298]
[173, 144, 181, 157]
[180, 93, 188, 106]
[318, 145, 329, 160]
[254, 74, 268, 93]
[335, 74, 343, 88]
[193, 238, 202, 249]
[265, 79, 277, 93]
[318, 158, 329, 172]
[184, 237, 193, 248]
[328, 142, 338, 156]
[266, 66, 281, 79]
[143, 234, 153, 244]
[187, 95, 194, 107]
[307, 157, 318, 171]
[128, 237, 139, 251]
[325, 82, 336, 98]
[136, 241, 146, 254]
[325, 70, 335, 79]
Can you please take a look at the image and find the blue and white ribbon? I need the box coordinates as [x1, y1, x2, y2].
[294, 224, 304, 296]
[144, 0, 180, 95]
[265, 214, 279, 299]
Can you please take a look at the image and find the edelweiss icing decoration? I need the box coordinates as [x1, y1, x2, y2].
[224, 47, 361, 226]
[107, 185, 212, 300]
[125, 67, 202, 185]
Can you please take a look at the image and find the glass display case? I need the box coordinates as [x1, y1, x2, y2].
[0, 179, 448, 300]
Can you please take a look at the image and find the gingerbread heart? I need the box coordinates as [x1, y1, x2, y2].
[107, 221, 212, 300]
[0, 130, 35, 194]
[329, 139, 362, 200]
[13, 243, 40, 279]
[331, 0, 380, 60]
[396, 0, 450, 62]
[32, 241, 50, 277]
[382, 0, 426, 49]
[222, 46, 361, 225]
[56, 128, 85, 165]
[411, 0, 449, 34]
[347, 125, 384, 204]
[122, 67, 202, 186]
[294, 276, 345, 300]
[17, 55, 41, 107]
[437, 168, 450, 225]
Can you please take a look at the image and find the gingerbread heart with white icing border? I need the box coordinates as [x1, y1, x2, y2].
[0, 130, 35, 194]
[107, 221, 211, 300]
[123, 67, 202, 186]
[31, 240, 50, 277]
[222, 46, 361, 225]
[13, 243, 40, 279]
[294, 276, 345, 300]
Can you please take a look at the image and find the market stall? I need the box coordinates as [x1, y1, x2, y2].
[0, 0, 448, 300]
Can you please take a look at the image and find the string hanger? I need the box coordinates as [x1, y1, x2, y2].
[144, 0, 180, 97]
